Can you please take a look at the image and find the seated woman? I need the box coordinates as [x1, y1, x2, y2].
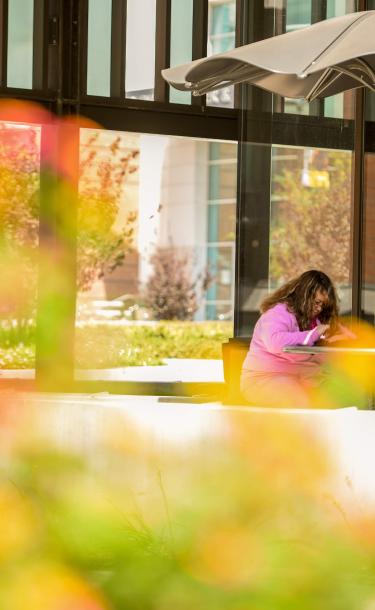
[240, 269, 351, 408]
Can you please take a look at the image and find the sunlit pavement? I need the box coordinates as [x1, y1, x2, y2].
[0, 358, 225, 383]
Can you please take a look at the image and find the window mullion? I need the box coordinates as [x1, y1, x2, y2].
[0, 0, 8, 87]
[33, 0, 49, 91]
[310, 0, 327, 117]
[154, 0, 171, 102]
[191, 0, 208, 107]
[111, 0, 126, 98]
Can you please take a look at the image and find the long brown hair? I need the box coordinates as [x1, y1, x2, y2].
[260, 270, 339, 331]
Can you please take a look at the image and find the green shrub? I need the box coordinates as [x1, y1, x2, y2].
[75, 321, 233, 368]
[0, 321, 233, 369]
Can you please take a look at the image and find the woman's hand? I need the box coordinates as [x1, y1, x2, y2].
[315, 323, 330, 338]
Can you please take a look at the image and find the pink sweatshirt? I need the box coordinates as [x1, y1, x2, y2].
[242, 303, 323, 377]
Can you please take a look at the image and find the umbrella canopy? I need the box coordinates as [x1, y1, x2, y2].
[162, 11, 375, 101]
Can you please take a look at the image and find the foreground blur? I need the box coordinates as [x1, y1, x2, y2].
[1, 393, 375, 610]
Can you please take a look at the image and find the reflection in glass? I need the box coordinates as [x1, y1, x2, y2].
[206, 246, 235, 320]
[284, 0, 312, 116]
[327, 0, 356, 18]
[7, 0, 34, 89]
[285, 0, 311, 31]
[76, 132, 236, 320]
[324, 0, 356, 119]
[0, 121, 40, 371]
[170, 0, 193, 104]
[207, 0, 236, 108]
[206, 142, 237, 320]
[237, 142, 353, 336]
[125, 0, 156, 100]
[207, 204, 236, 243]
[269, 146, 352, 317]
[87, 0, 112, 96]
[74, 131, 236, 380]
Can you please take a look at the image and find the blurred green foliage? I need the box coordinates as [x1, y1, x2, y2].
[1, 402, 375, 610]
[0, 321, 233, 369]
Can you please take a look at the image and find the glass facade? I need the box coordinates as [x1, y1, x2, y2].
[0, 1, 373, 388]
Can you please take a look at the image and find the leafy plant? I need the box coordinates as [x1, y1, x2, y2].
[0, 126, 138, 326]
[143, 246, 212, 321]
[77, 132, 138, 291]
[0, 321, 233, 369]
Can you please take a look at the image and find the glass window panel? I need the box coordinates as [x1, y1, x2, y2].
[169, 0, 193, 104]
[210, 141, 237, 161]
[363, 155, 375, 324]
[284, 1, 356, 119]
[269, 145, 353, 314]
[207, 0, 236, 108]
[87, 0, 112, 96]
[125, 0, 156, 100]
[208, 142, 237, 202]
[323, 0, 356, 120]
[206, 303, 233, 321]
[75, 131, 236, 382]
[285, 0, 311, 31]
[366, 91, 375, 122]
[208, 163, 237, 201]
[324, 91, 355, 120]
[0, 121, 40, 373]
[236, 141, 353, 337]
[327, 0, 356, 18]
[208, 203, 236, 242]
[7, 0, 34, 89]
[206, 245, 235, 314]
[284, 1, 312, 116]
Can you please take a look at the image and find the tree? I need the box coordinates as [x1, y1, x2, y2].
[143, 246, 212, 321]
[77, 132, 138, 290]
[0, 125, 138, 320]
[269, 150, 352, 285]
[0, 125, 40, 321]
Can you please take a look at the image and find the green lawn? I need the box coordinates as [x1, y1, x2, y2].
[0, 321, 233, 369]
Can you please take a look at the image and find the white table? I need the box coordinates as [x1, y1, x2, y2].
[283, 345, 375, 355]
[283, 345, 375, 408]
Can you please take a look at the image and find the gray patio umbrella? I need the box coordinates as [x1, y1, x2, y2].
[162, 10, 375, 101]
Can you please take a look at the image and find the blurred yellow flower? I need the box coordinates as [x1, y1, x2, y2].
[185, 523, 265, 589]
[0, 482, 38, 564]
[1, 562, 109, 610]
